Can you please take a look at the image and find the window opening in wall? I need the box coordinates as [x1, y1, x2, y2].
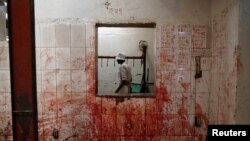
[96, 23, 156, 97]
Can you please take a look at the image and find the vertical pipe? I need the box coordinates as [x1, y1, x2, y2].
[141, 47, 146, 93]
[143, 49, 146, 92]
[8, 0, 38, 140]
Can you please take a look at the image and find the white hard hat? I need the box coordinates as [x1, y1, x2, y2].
[115, 52, 126, 61]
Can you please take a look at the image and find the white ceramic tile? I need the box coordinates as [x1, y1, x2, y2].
[57, 92, 73, 116]
[5, 93, 11, 113]
[85, 48, 96, 95]
[175, 92, 195, 114]
[71, 48, 85, 69]
[190, 71, 196, 93]
[156, 47, 176, 71]
[0, 93, 7, 112]
[155, 71, 161, 89]
[41, 48, 56, 69]
[192, 26, 207, 37]
[175, 48, 191, 70]
[36, 48, 41, 70]
[0, 71, 10, 92]
[58, 120, 74, 141]
[192, 25, 207, 49]
[56, 70, 71, 92]
[194, 71, 210, 93]
[55, 24, 71, 47]
[71, 70, 87, 92]
[0, 41, 8, 48]
[85, 47, 96, 71]
[36, 71, 42, 93]
[161, 29, 177, 48]
[192, 37, 207, 49]
[71, 92, 87, 109]
[161, 94, 177, 114]
[71, 24, 86, 48]
[191, 48, 211, 58]
[37, 92, 43, 118]
[189, 93, 196, 115]
[191, 57, 211, 71]
[0, 104, 12, 134]
[208, 88, 219, 124]
[85, 23, 95, 48]
[35, 23, 41, 47]
[196, 92, 209, 116]
[177, 25, 192, 34]
[175, 71, 191, 93]
[177, 34, 191, 48]
[41, 92, 57, 124]
[185, 115, 196, 135]
[72, 113, 91, 135]
[41, 70, 57, 92]
[200, 57, 211, 70]
[161, 71, 177, 93]
[40, 24, 55, 47]
[55, 48, 70, 69]
[0, 47, 9, 69]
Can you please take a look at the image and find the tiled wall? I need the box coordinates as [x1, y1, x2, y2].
[35, 22, 210, 141]
[0, 41, 12, 140]
[36, 23, 88, 140]
[0, 1, 240, 140]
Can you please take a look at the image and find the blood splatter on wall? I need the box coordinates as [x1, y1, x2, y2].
[33, 22, 210, 140]
[0, 1, 240, 140]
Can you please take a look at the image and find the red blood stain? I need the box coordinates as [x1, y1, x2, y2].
[181, 83, 190, 92]
[160, 51, 169, 63]
[155, 82, 170, 102]
[37, 24, 212, 140]
[177, 106, 196, 136]
[101, 115, 117, 135]
[54, 69, 60, 74]
[0, 121, 12, 140]
[234, 46, 242, 72]
[195, 103, 209, 126]
[72, 57, 85, 69]
[177, 106, 188, 115]
[118, 114, 145, 136]
[43, 49, 54, 67]
[195, 136, 207, 141]
[86, 49, 97, 98]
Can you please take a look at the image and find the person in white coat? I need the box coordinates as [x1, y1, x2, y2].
[115, 52, 132, 94]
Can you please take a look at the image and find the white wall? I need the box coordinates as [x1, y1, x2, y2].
[35, 0, 210, 25]
[210, 0, 239, 124]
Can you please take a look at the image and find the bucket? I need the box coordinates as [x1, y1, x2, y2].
[130, 83, 141, 93]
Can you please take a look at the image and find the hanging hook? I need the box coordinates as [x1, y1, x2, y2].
[101, 58, 103, 68]
[133, 58, 135, 67]
[106, 58, 109, 67]
[114, 58, 115, 67]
